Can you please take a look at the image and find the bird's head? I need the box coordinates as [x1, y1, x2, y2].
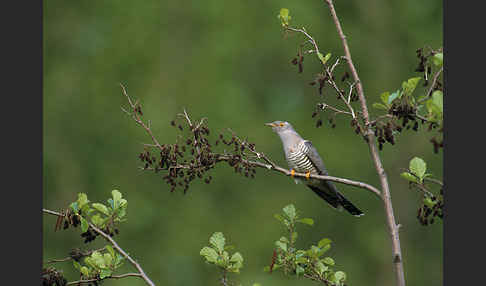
[265, 121, 294, 133]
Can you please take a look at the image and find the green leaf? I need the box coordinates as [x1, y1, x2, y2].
[315, 261, 327, 275]
[114, 252, 124, 267]
[91, 214, 105, 227]
[116, 205, 127, 219]
[318, 238, 332, 249]
[209, 232, 226, 252]
[278, 8, 291, 26]
[275, 241, 287, 252]
[334, 271, 347, 282]
[388, 90, 401, 104]
[77, 193, 89, 209]
[307, 245, 320, 258]
[324, 53, 332, 63]
[322, 257, 335, 266]
[105, 245, 115, 258]
[279, 236, 290, 244]
[230, 252, 244, 271]
[72, 261, 82, 271]
[400, 172, 418, 183]
[107, 198, 115, 210]
[318, 244, 331, 256]
[380, 92, 390, 104]
[100, 269, 112, 279]
[84, 257, 97, 269]
[423, 197, 436, 208]
[92, 203, 110, 216]
[296, 265, 305, 277]
[409, 157, 427, 180]
[318, 52, 332, 65]
[80, 266, 90, 277]
[80, 216, 89, 233]
[200, 246, 219, 263]
[218, 251, 230, 267]
[372, 103, 388, 110]
[230, 252, 244, 264]
[296, 255, 308, 264]
[402, 77, 421, 96]
[282, 204, 297, 220]
[70, 202, 79, 213]
[297, 218, 314, 226]
[431, 90, 443, 114]
[112, 190, 122, 208]
[91, 251, 106, 268]
[80, 204, 94, 216]
[119, 198, 127, 207]
[103, 253, 113, 266]
[433, 53, 443, 67]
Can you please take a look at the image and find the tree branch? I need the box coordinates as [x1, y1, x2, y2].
[324, 1, 406, 285]
[121, 86, 382, 199]
[43, 209, 156, 286]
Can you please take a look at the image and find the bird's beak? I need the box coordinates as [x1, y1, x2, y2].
[265, 123, 275, 127]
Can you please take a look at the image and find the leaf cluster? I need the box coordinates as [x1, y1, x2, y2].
[400, 157, 443, 225]
[200, 232, 244, 275]
[68, 190, 127, 243]
[72, 245, 125, 282]
[266, 204, 347, 286]
[372, 47, 443, 152]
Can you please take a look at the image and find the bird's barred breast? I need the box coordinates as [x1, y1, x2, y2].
[286, 141, 318, 173]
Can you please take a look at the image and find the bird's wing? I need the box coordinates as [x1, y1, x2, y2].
[304, 140, 342, 196]
[303, 140, 328, 175]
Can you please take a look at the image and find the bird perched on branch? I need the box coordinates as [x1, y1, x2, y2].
[265, 121, 364, 217]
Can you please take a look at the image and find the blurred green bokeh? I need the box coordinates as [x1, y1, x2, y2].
[43, 1, 442, 285]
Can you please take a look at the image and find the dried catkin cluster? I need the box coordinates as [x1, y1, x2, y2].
[137, 114, 258, 194]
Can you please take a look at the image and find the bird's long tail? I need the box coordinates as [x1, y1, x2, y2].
[306, 183, 364, 217]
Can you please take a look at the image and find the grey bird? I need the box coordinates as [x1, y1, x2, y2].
[265, 121, 364, 217]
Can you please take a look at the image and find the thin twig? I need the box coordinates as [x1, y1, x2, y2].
[424, 177, 443, 187]
[66, 273, 143, 285]
[319, 102, 353, 116]
[120, 83, 163, 151]
[324, 1, 406, 285]
[412, 183, 435, 198]
[419, 66, 443, 103]
[286, 26, 358, 121]
[44, 247, 106, 265]
[43, 209, 156, 286]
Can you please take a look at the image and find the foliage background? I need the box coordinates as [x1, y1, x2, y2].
[43, 1, 443, 285]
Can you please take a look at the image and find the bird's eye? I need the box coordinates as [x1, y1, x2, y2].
[279, 122, 285, 127]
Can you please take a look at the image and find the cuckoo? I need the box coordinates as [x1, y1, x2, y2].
[265, 121, 364, 217]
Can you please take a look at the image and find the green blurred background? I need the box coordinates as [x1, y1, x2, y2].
[43, 1, 443, 285]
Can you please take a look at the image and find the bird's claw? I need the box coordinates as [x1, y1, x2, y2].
[305, 171, 311, 180]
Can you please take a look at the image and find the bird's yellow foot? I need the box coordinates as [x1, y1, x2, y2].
[290, 169, 295, 177]
[305, 171, 311, 180]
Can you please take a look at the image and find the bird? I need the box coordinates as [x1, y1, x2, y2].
[265, 120, 364, 217]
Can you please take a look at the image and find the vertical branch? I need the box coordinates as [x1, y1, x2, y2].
[324, 1, 406, 286]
